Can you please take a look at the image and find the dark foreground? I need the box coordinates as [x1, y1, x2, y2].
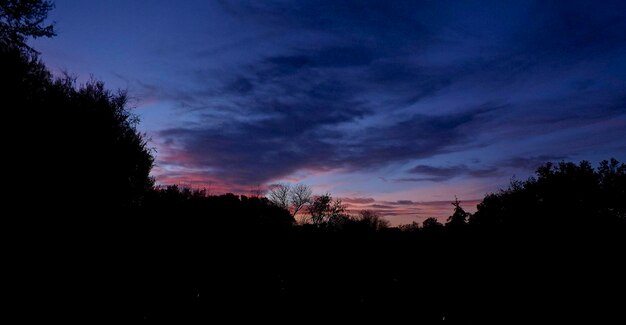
[30, 217, 624, 322]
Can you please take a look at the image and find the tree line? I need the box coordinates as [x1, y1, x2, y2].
[4, 1, 625, 321]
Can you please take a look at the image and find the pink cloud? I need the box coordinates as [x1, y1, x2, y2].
[342, 198, 481, 226]
[152, 134, 483, 225]
[341, 197, 376, 204]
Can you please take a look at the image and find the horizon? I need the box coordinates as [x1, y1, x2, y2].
[32, 0, 626, 225]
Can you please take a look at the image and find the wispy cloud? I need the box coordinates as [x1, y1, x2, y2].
[341, 196, 483, 226]
[109, 0, 626, 196]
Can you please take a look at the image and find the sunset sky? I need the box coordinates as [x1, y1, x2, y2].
[33, 0, 626, 224]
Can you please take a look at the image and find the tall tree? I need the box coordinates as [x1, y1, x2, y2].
[446, 197, 470, 228]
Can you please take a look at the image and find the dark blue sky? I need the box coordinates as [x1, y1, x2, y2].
[34, 0, 626, 224]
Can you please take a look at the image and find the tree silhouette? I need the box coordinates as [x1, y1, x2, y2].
[356, 210, 390, 231]
[309, 193, 332, 225]
[308, 193, 346, 226]
[422, 217, 444, 230]
[398, 221, 420, 232]
[597, 158, 626, 220]
[5, 2, 625, 319]
[446, 197, 470, 228]
[268, 183, 312, 219]
[51, 79, 155, 210]
[2, 35, 154, 211]
[268, 183, 290, 209]
[291, 184, 313, 218]
[144, 185, 294, 229]
[0, 0, 55, 50]
[469, 158, 626, 228]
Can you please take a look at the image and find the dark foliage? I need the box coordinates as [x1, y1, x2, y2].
[0, 0, 55, 50]
[6, 4, 624, 321]
[422, 216, 444, 231]
[106, 160, 623, 322]
[308, 193, 347, 226]
[2, 44, 154, 213]
[143, 185, 294, 230]
[446, 197, 470, 228]
[470, 159, 626, 229]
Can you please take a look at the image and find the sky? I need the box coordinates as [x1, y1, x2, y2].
[33, 0, 626, 225]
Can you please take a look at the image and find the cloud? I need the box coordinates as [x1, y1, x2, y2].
[405, 164, 498, 182]
[146, 0, 626, 192]
[371, 204, 395, 209]
[342, 197, 484, 226]
[526, 1, 626, 55]
[156, 102, 500, 186]
[504, 155, 570, 171]
[264, 46, 376, 70]
[398, 155, 577, 183]
[341, 197, 376, 204]
[218, 0, 432, 42]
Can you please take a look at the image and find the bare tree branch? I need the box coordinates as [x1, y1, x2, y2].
[267, 183, 312, 218]
[290, 183, 312, 217]
[268, 183, 290, 210]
